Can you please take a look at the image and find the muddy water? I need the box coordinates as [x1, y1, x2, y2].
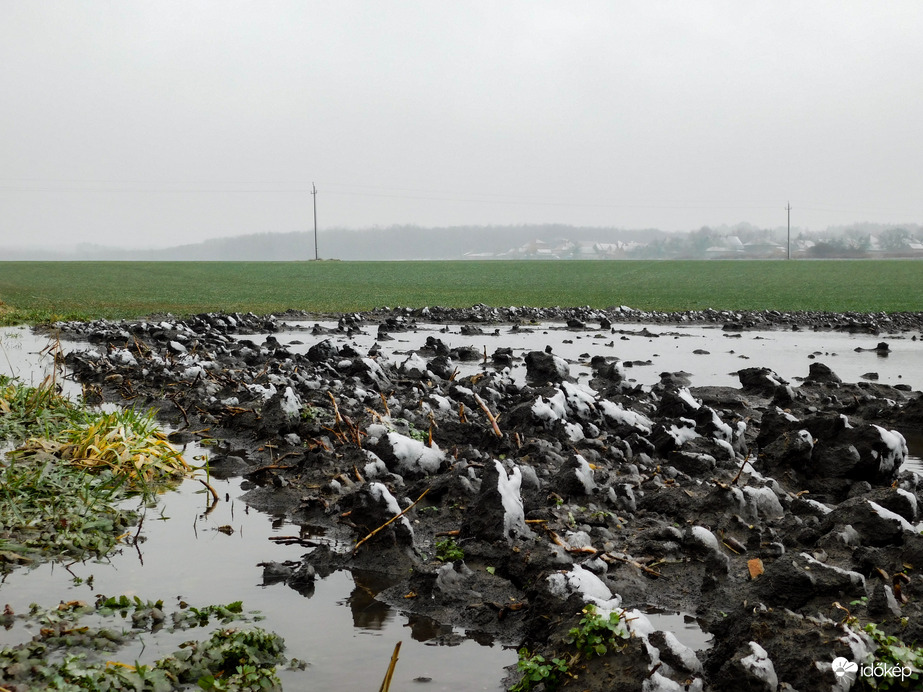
[280, 320, 923, 393]
[0, 446, 514, 690]
[0, 325, 79, 394]
[2, 321, 922, 689]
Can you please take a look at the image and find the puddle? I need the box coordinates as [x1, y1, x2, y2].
[0, 326, 59, 382]
[0, 335, 515, 689]
[276, 320, 923, 476]
[901, 431, 923, 475]
[642, 608, 713, 652]
[0, 325, 87, 398]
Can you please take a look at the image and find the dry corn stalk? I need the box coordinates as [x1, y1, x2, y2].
[378, 641, 402, 692]
[473, 393, 502, 438]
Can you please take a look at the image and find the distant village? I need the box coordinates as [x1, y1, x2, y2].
[464, 225, 923, 260]
[6, 222, 923, 262]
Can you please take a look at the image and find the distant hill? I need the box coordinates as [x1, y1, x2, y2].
[3, 221, 921, 260]
[2, 225, 667, 261]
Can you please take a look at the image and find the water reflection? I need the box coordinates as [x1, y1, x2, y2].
[642, 608, 713, 651]
[406, 613, 455, 643]
[347, 570, 396, 631]
[899, 431, 923, 475]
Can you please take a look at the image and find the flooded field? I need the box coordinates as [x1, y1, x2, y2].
[0, 326, 514, 690]
[277, 319, 923, 393]
[2, 317, 922, 689]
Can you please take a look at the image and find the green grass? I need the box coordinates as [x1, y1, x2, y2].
[1, 260, 921, 325]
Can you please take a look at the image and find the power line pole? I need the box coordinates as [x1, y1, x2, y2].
[786, 201, 792, 260]
[312, 182, 318, 260]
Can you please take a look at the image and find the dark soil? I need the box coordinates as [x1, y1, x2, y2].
[53, 307, 923, 691]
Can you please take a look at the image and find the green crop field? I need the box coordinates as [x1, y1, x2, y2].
[0, 260, 921, 325]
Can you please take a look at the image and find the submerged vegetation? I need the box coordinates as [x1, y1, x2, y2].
[0, 595, 299, 691]
[0, 368, 303, 688]
[1, 259, 921, 325]
[0, 374, 191, 566]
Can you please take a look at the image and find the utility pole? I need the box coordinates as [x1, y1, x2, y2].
[786, 201, 792, 260]
[312, 182, 318, 260]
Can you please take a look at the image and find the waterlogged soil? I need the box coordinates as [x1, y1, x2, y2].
[6, 305, 923, 690]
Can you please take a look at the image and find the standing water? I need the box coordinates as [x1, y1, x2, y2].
[0, 326, 514, 689]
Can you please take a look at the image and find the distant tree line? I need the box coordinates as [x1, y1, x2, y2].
[3, 222, 921, 261]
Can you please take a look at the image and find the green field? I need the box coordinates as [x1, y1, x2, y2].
[0, 260, 920, 325]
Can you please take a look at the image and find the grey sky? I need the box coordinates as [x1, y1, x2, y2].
[2, 1, 922, 249]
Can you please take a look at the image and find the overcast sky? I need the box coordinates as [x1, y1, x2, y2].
[2, 1, 922, 249]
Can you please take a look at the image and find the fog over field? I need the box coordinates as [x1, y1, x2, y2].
[4, 222, 923, 262]
[2, 2, 923, 252]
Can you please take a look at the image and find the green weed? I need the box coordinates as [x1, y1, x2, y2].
[435, 537, 465, 562]
[564, 603, 630, 658]
[510, 603, 632, 691]
[0, 377, 191, 567]
[406, 424, 428, 443]
[859, 622, 923, 689]
[0, 374, 73, 441]
[510, 650, 569, 692]
[299, 405, 319, 422]
[0, 597, 298, 690]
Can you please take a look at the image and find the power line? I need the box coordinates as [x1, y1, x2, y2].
[0, 177, 919, 219]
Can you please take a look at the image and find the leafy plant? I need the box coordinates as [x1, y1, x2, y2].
[510, 649, 569, 692]
[0, 451, 135, 562]
[564, 603, 630, 658]
[55, 407, 189, 487]
[510, 603, 633, 691]
[406, 424, 428, 443]
[0, 376, 191, 568]
[299, 405, 319, 422]
[435, 537, 465, 562]
[0, 374, 73, 441]
[180, 601, 248, 628]
[0, 596, 298, 691]
[859, 622, 923, 690]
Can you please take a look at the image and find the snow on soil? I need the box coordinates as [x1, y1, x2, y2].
[494, 460, 532, 541]
[872, 425, 908, 474]
[384, 431, 444, 475]
[368, 482, 413, 536]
